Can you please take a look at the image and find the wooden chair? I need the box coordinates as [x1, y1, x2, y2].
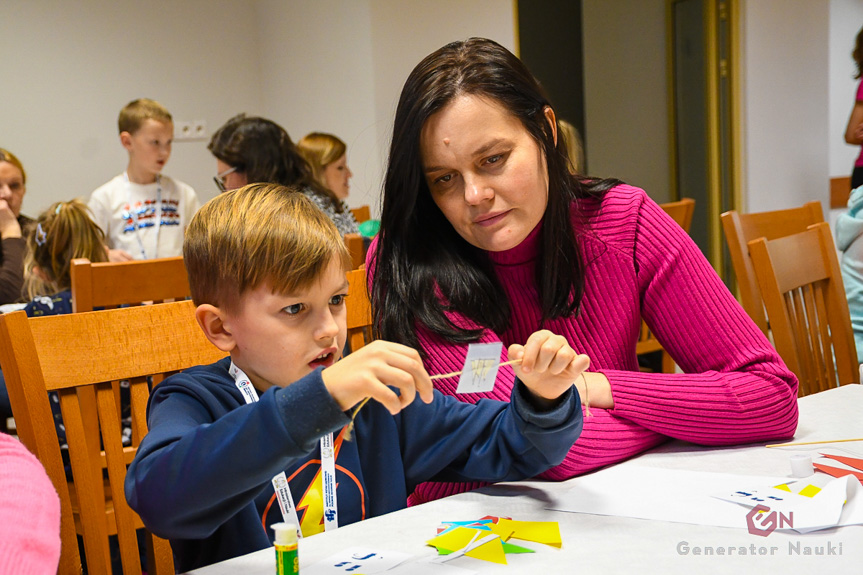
[350, 205, 371, 223]
[70, 256, 190, 312]
[636, 198, 696, 373]
[0, 300, 227, 574]
[344, 233, 367, 270]
[748, 222, 859, 396]
[346, 267, 373, 351]
[720, 201, 824, 335]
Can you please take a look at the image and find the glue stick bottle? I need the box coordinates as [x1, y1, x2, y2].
[272, 522, 299, 575]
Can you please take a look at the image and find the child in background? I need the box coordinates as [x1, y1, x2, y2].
[0, 200, 111, 456]
[298, 132, 379, 240]
[125, 183, 586, 572]
[89, 98, 199, 261]
[23, 199, 108, 314]
[296, 132, 354, 203]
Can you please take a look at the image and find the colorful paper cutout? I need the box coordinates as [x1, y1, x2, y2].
[814, 452, 863, 483]
[428, 517, 561, 565]
[494, 518, 562, 548]
[456, 343, 504, 394]
[426, 527, 507, 564]
[501, 542, 535, 554]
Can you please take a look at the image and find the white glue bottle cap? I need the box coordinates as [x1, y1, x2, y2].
[790, 454, 814, 478]
[272, 522, 298, 546]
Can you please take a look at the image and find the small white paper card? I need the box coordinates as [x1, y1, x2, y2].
[303, 546, 411, 575]
[456, 343, 503, 394]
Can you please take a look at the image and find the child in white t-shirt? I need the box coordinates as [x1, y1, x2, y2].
[89, 98, 199, 261]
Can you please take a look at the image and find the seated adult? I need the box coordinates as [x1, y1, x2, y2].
[208, 115, 359, 237]
[370, 38, 799, 503]
[0, 148, 32, 304]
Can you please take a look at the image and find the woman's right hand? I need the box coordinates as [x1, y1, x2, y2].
[0, 200, 21, 239]
[322, 340, 435, 414]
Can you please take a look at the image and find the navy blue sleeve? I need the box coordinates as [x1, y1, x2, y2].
[398, 380, 582, 489]
[125, 366, 348, 540]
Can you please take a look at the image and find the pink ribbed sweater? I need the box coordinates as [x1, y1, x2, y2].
[410, 185, 799, 503]
[0, 432, 61, 574]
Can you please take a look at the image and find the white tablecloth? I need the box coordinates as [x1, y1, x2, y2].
[186, 384, 863, 574]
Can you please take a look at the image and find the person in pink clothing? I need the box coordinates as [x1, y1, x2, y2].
[845, 25, 863, 189]
[370, 37, 799, 503]
[0, 432, 61, 574]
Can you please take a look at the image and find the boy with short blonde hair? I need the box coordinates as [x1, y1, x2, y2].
[89, 98, 199, 261]
[125, 183, 586, 572]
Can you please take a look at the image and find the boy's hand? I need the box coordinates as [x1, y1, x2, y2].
[508, 330, 590, 403]
[107, 247, 135, 262]
[0, 200, 21, 239]
[322, 340, 434, 415]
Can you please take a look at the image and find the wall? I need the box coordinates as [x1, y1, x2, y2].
[2, 0, 515, 219]
[255, 0, 380, 212]
[582, 0, 671, 202]
[740, 0, 830, 213]
[368, 0, 516, 213]
[1, 0, 263, 215]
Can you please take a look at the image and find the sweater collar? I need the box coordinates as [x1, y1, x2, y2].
[486, 217, 543, 266]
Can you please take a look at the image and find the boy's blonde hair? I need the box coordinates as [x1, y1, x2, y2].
[184, 183, 351, 311]
[118, 98, 173, 134]
[24, 199, 108, 300]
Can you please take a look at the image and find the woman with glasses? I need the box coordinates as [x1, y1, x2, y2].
[208, 115, 359, 237]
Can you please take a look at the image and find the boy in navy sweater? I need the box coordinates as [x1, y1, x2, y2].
[125, 183, 587, 571]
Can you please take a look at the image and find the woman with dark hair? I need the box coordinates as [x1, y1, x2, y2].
[371, 38, 799, 502]
[846, 26, 863, 189]
[208, 115, 359, 236]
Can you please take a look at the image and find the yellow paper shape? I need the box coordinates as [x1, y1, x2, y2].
[773, 482, 822, 497]
[798, 484, 821, 498]
[427, 526, 482, 552]
[426, 526, 508, 564]
[494, 519, 562, 548]
[465, 536, 507, 564]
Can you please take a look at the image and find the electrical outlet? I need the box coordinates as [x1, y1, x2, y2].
[192, 120, 207, 140]
[175, 121, 194, 141]
[174, 120, 207, 141]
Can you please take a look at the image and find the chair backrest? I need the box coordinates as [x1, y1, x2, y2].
[720, 201, 824, 334]
[660, 197, 695, 232]
[70, 256, 190, 312]
[748, 222, 859, 395]
[0, 300, 228, 574]
[346, 267, 373, 352]
[344, 233, 366, 270]
[350, 205, 371, 223]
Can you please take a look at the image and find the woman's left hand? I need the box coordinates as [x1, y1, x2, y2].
[508, 330, 591, 402]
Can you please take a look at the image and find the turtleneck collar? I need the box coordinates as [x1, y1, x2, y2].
[486, 216, 543, 266]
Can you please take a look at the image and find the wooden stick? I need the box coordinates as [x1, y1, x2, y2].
[766, 438, 863, 448]
[429, 358, 522, 380]
[346, 358, 523, 440]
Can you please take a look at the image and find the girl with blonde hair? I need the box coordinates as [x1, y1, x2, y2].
[24, 199, 108, 307]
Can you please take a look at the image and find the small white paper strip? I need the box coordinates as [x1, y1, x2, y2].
[304, 547, 412, 575]
[456, 343, 503, 394]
